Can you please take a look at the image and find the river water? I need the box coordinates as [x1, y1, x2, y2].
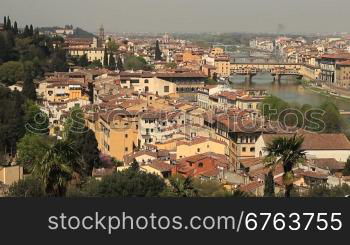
[230, 73, 350, 111]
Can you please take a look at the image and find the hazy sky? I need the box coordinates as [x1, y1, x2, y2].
[1, 0, 349, 34]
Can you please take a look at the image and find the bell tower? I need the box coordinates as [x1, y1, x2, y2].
[98, 24, 105, 47]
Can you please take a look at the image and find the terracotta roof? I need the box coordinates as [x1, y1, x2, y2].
[176, 136, 227, 146]
[311, 158, 345, 171]
[300, 171, 328, 180]
[321, 54, 350, 60]
[239, 181, 264, 193]
[239, 157, 264, 168]
[148, 161, 173, 172]
[262, 133, 350, 150]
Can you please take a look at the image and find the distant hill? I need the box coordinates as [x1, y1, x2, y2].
[38, 26, 96, 38]
[70, 27, 96, 38]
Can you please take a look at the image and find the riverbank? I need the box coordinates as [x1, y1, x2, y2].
[302, 82, 350, 102]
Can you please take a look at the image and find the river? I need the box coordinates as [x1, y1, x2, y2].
[230, 73, 350, 111]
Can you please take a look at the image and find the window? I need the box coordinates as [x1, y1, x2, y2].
[125, 147, 128, 152]
[197, 148, 200, 153]
[131, 79, 139, 84]
[144, 79, 149, 84]
[198, 162, 204, 168]
[242, 147, 246, 152]
[125, 134, 128, 138]
[164, 86, 169, 93]
[250, 147, 255, 152]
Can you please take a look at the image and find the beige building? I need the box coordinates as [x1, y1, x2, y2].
[120, 72, 177, 96]
[0, 165, 24, 186]
[335, 61, 350, 88]
[214, 56, 231, 78]
[85, 110, 139, 161]
[176, 137, 227, 159]
[37, 80, 86, 103]
[68, 47, 105, 63]
[210, 47, 225, 56]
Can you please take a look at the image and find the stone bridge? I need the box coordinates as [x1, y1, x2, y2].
[230, 63, 303, 82]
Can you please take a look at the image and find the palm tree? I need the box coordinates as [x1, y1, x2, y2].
[264, 134, 305, 198]
[31, 141, 81, 197]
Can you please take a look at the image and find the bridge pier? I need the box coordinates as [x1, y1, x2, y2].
[245, 73, 256, 83]
[272, 74, 282, 83]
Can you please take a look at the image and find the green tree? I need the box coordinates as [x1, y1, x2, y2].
[8, 176, 45, 197]
[74, 129, 101, 176]
[63, 105, 85, 141]
[49, 48, 68, 72]
[6, 16, 11, 31]
[0, 61, 24, 85]
[117, 56, 124, 71]
[103, 46, 108, 67]
[90, 169, 166, 197]
[124, 55, 152, 71]
[23, 25, 30, 38]
[264, 171, 275, 197]
[3, 16, 6, 30]
[89, 60, 102, 68]
[16, 134, 55, 173]
[264, 134, 305, 198]
[29, 25, 34, 36]
[108, 53, 116, 70]
[107, 40, 119, 52]
[0, 87, 25, 158]
[77, 54, 89, 67]
[166, 175, 199, 197]
[130, 159, 140, 172]
[23, 100, 49, 135]
[63, 105, 101, 176]
[343, 157, 350, 176]
[307, 184, 350, 197]
[13, 21, 18, 35]
[30, 140, 81, 196]
[22, 69, 37, 101]
[192, 179, 230, 197]
[165, 62, 177, 69]
[320, 101, 343, 133]
[155, 40, 162, 60]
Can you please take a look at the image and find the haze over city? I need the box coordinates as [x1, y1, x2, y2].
[1, 0, 350, 34]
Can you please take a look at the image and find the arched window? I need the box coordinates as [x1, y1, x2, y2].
[145, 86, 149, 92]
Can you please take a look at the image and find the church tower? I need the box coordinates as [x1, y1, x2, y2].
[98, 24, 105, 47]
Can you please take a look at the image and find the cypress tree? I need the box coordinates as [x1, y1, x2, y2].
[29, 24, 34, 36]
[103, 46, 108, 67]
[23, 25, 30, 37]
[3, 16, 6, 30]
[6, 16, 12, 31]
[131, 159, 140, 172]
[264, 171, 275, 197]
[117, 56, 124, 71]
[109, 53, 116, 70]
[22, 70, 37, 101]
[13, 21, 18, 35]
[155, 40, 162, 60]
